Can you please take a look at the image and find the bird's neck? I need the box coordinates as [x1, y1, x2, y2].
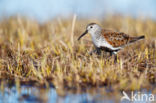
[90, 29, 102, 40]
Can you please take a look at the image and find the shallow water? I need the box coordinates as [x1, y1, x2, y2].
[0, 85, 155, 103]
[0, 86, 114, 103]
[0, 86, 118, 103]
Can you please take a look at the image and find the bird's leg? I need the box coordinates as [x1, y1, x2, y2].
[114, 54, 117, 63]
[110, 52, 113, 56]
[89, 48, 101, 55]
[113, 52, 117, 63]
[108, 51, 117, 63]
[96, 48, 101, 55]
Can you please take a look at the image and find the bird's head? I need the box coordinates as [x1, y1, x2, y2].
[78, 23, 101, 40]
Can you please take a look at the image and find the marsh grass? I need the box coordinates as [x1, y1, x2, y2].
[0, 16, 155, 94]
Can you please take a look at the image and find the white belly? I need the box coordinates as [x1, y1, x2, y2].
[92, 36, 121, 50]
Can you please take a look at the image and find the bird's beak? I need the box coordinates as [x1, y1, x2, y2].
[77, 30, 88, 40]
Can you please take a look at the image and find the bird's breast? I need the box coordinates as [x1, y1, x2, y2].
[91, 36, 102, 48]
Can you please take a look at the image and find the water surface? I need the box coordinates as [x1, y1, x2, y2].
[0, 85, 155, 103]
[0, 86, 118, 103]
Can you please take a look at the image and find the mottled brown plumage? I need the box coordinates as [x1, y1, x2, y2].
[102, 29, 137, 47]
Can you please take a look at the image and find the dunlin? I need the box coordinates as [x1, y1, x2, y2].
[78, 23, 145, 60]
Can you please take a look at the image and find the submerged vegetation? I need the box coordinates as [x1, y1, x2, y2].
[0, 16, 155, 94]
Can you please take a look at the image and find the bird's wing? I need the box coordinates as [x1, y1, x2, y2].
[102, 30, 133, 47]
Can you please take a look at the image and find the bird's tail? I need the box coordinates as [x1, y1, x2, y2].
[129, 35, 145, 43]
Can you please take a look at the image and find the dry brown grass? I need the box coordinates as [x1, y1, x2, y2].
[0, 16, 155, 93]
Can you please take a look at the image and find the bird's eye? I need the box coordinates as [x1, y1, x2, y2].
[90, 26, 93, 28]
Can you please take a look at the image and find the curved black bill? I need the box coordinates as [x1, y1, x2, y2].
[77, 30, 88, 40]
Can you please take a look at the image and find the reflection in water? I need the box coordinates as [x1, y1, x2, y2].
[0, 86, 155, 103]
[0, 86, 116, 103]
